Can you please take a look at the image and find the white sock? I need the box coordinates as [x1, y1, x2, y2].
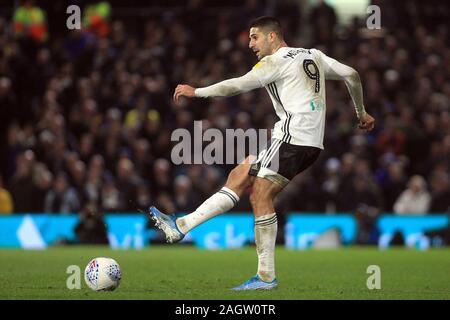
[176, 187, 239, 234]
[255, 213, 277, 282]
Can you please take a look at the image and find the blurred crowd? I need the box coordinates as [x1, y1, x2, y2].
[0, 0, 448, 218]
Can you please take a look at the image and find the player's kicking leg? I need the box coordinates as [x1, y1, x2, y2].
[148, 156, 255, 243]
[232, 139, 321, 291]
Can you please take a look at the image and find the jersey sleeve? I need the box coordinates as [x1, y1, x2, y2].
[312, 49, 366, 118]
[194, 70, 262, 98]
[312, 49, 355, 80]
[194, 55, 281, 98]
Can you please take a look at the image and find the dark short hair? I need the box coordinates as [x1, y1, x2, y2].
[249, 16, 283, 39]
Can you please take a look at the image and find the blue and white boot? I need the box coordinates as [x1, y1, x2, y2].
[148, 206, 185, 243]
[232, 275, 278, 291]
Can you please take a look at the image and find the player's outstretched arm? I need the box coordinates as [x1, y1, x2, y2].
[320, 53, 375, 132]
[173, 70, 263, 103]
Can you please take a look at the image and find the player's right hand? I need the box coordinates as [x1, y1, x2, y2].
[358, 112, 375, 132]
[173, 84, 196, 103]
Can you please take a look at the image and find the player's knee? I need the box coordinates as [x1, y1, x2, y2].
[250, 189, 273, 214]
[227, 165, 244, 184]
[250, 183, 272, 205]
[225, 163, 252, 195]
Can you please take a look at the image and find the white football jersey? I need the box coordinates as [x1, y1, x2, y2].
[195, 46, 364, 149]
[251, 47, 335, 149]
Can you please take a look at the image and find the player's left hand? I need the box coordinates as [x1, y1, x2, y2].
[173, 84, 196, 102]
[358, 112, 375, 132]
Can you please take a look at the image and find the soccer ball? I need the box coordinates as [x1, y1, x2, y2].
[84, 257, 122, 291]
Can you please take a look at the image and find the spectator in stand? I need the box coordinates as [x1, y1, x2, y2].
[9, 150, 37, 213]
[383, 160, 408, 212]
[0, 2, 448, 217]
[309, 0, 337, 50]
[84, 155, 104, 206]
[173, 175, 200, 213]
[152, 159, 173, 197]
[394, 175, 431, 215]
[0, 175, 13, 214]
[75, 203, 108, 244]
[83, 1, 112, 38]
[376, 116, 407, 156]
[136, 182, 152, 210]
[339, 175, 382, 213]
[429, 174, 450, 213]
[100, 174, 120, 212]
[13, 0, 48, 43]
[321, 157, 341, 212]
[34, 163, 53, 212]
[44, 172, 80, 214]
[115, 157, 138, 212]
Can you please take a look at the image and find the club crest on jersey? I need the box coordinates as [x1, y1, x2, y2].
[310, 99, 325, 111]
[253, 61, 264, 69]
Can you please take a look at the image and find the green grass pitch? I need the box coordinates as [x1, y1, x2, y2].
[0, 246, 449, 299]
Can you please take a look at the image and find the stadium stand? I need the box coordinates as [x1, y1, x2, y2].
[0, 0, 448, 220]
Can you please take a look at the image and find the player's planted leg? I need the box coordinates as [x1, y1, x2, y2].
[231, 275, 278, 291]
[232, 177, 281, 290]
[254, 212, 278, 282]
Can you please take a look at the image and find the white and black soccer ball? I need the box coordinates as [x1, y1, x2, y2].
[84, 257, 122, 291]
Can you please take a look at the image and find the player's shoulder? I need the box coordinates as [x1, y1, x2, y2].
[269, 47, 329, 66]
[252, 54, 278, 71]
[251, 47, 322, 70]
